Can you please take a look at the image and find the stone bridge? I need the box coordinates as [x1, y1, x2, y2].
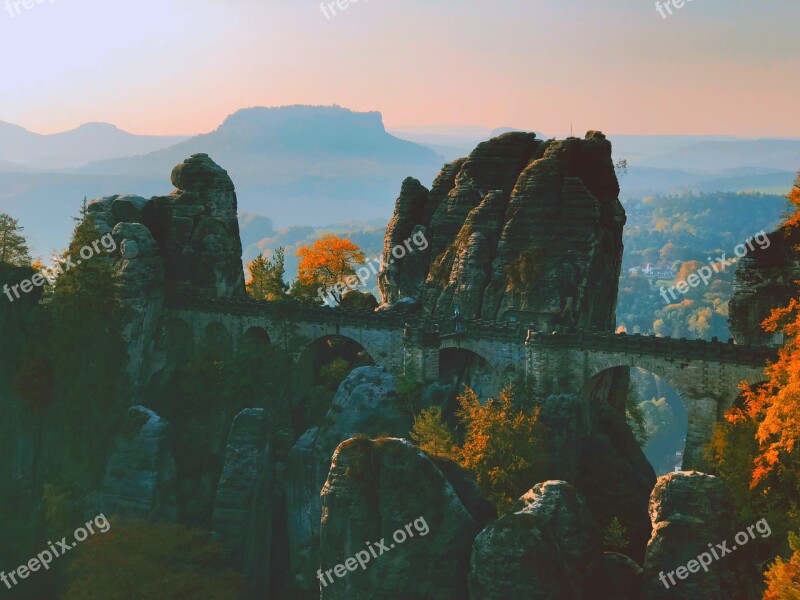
[161, 295, 776, 469]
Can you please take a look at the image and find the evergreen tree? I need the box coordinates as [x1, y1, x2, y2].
[246, 247, 289, 301]
[0, 212, 31, 266]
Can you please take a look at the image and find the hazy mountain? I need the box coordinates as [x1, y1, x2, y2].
[638, 139, 800, 171]
[0, 120, 186, 169]
[0, 106, 443, 256]
[77, 106, 444, 224]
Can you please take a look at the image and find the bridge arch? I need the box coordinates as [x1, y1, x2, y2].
[243, 325, 271, 349]
[439, 347, 500, 400]
[292, 334, 377, 434]
[579, 365, 688, 475]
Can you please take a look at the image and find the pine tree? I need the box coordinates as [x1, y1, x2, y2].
[246, 247, 289, 301]
[0, 212, 31, 266]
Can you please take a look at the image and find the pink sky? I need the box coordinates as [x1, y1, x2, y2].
[1, 0, 798, 137]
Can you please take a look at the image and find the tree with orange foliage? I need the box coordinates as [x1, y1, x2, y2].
[411, 386, 545, 515]
[293, 234, 365, 305]
[704, 171, 800, 595]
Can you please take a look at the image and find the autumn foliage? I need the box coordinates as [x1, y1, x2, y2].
[411, 386, 545, 514]
[295, 234, 365, 304]
[704, 171, 800, 595]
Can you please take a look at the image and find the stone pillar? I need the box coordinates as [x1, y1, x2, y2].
[682, 397, 717, 470]
[402, 324, 440, 383]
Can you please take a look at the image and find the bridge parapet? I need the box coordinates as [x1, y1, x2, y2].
[525, 329, 777, 367]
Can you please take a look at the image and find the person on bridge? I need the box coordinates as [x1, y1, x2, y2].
[453, 306, 464, 334]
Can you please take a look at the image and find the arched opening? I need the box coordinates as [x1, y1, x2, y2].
[293, 335, 376, 435]
[581, 366, 688, 476]
[630, 368, 688, 475]
[439, 348, 496, 400]
[243, 326, 271, 350]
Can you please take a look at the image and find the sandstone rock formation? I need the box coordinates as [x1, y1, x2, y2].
[339, 289, 379, 310]
[84, 154, 246, 399]
[212, 408, 273, 599]
[320, 437, 482, 600]
[729, 223, 800, 346]
[142, 153, 245, 299]
[538, 373, 657, 563]
[98, 405, 177, 521]
[641, 471, 744, 599]
[469, 480, 602, 599]
[591, 552, 643, 600]
[378, 132, 625, 331]
[286, 366, 413, 597]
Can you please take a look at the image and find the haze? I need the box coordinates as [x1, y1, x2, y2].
[1, 0, 798, 137]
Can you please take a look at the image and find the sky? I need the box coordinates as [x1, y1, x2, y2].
[1, 0, 798, 137]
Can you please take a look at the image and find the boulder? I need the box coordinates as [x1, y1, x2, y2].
[212, 408, 273, 600]
[98, 406, 177, 520]
[111, 194, 148, 224]
[339, 290, 379, 311]
[641, 471, 744, 599]
[590, 552, 643, 600]
[319, 437, 481, 599]
[285, 366, 413, 597]
[469, 480, 602, 599]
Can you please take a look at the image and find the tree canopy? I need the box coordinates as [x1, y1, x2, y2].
[0, 212, 31, 266]
[246, 246, 289, 301]
[294, 234, 365, 305]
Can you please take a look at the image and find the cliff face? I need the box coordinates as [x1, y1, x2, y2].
[378, 131, 626, 331]
[729, 223, 800, 346]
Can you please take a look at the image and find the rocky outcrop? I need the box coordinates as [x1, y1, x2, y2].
[641, 471, 744, 599]
[537, 370, 657, 563]
[212, 408, 273, 600]
[141, 153, 245, 299]
[320, 437, 482, 600]
[83, 155, 246, 398]
[98, 405, 177, 520]
[591, 552, 643, 600]
[339, 289, 379, 310]
[286, 366, 413, 597]
[469, 480, 602, 599]
[378, 132, 625, 331]
[729, 223, 800, 346]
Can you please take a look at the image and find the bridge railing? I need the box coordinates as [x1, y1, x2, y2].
[525, 330, 777, 366]
[164, 295, 778, 366]
[163, 294, 410, 328]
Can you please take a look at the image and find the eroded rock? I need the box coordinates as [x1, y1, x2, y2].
[469, 480, 602, 599]
[320, 437, 481, 600]
[641, 471, 744, 599]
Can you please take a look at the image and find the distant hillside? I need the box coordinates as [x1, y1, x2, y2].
[76, 105, 444, 227]
[639, 139, 800, 171]
[619, 166, 796, 201]
[0, 106, 444, 256]
[0, 120, 186, 169]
